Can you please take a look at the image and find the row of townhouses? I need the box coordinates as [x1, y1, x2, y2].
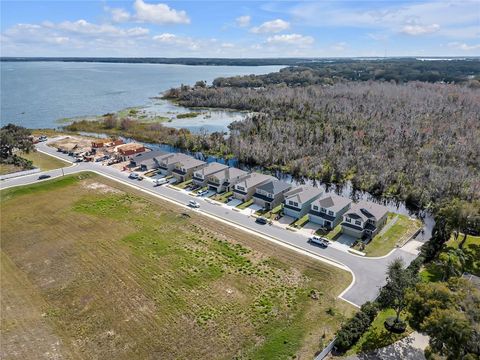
[130, 151, 389, 240]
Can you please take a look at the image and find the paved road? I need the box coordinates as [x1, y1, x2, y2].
[1, 140, 420, 307]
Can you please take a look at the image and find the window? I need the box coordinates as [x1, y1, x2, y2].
[268, 193, 273, 198]
[321, 207, 326, 213]
[237, 186, 244, 191]
[289, 201, 294, 205]
[328, 210, 334, 216]
[313, 205, 318, 211]
[346, 218, 351, 223]
[355, 220, 361, 226]
[293, 202, 299, 207]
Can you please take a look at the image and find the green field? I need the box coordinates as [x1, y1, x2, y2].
[1, 173, 353, 360]
[20, 151, 70, 171]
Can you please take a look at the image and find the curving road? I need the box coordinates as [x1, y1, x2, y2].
[1, 140, 422, 307]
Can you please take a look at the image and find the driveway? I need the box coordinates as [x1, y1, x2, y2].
[226, 198, 242, 207]
[0, 139, 422, 307]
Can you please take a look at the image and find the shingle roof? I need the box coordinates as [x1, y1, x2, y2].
[177, 156, 206, 169]
[210, 167, 248, 181]
[236, 172, 274, 189]
[345, 200, 388, 221]
[284, 185, 323, 204]
[159, 152, 190, 165]
[195, 162, 228, 177]
[312, 194, 351, 213]
[256, 179, 291, 195]
[132, 150, 167, 165]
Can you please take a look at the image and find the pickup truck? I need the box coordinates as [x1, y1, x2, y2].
[307, 235, 330, 248]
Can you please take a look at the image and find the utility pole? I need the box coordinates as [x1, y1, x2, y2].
[62, 168, 64, 176]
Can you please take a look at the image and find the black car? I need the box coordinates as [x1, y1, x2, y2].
[38, 174, 51, 180]
[255, 217, 268, 225]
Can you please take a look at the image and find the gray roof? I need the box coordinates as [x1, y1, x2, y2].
[194, 162, 228, 177]
[312, 194, 351, 212]
[210, 167, 248, 181]
[284, 185, 323, 204]
[132, 150, 167, 165]
[236, 172, 274, 189]
[345, 200, 388, 221]
[176, 156, 206, 170]
[256, 179, 291, 195]
[159, 152, 190, 166]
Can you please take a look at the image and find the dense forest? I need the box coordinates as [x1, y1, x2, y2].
[211, 58, 480, 85]
[164, 80, 480, 210]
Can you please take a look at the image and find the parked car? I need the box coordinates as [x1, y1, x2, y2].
[153, 178, 168, 187]
[255, 217, 268, 225]
[128, 173, 139, 180]
[38, 135, 47, 142]
[307, 235, 329, 248]
[198, 189, 209, 196]
[37, 174, 51, 180]
[188, 200, 200, 208]
[137, 176, 144, 181]
[74, 157, 83, 162]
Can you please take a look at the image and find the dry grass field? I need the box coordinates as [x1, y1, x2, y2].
[1, 173, 353, 360]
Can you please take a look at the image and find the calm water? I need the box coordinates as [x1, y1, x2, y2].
[0, 61, 283, 129]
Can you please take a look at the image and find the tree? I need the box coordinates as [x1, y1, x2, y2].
[0, 123, 33, 159]
[378, 258, 416, 330]
[438, 248, 467, 281]
[406, 279, 480, 359]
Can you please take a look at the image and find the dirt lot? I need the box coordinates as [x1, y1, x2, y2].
[1, 173, 353, 360]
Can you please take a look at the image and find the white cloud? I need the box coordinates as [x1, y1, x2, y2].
[133, 0, 190, 25]
[221, 42, 235, 48]
[331, 42, 347, 51]
[235, 15, 251, 28]
[400, 23, 440, 36]
[251, 19, 290, 33]
[152, 33, 177, 42]
[40, 19, 149, 37]
[266, 33, 314, 46]
[448, 42, 480, 51]
[110, 8, 131, 23]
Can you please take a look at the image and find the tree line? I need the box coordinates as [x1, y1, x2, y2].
[164, 80, 480, 211]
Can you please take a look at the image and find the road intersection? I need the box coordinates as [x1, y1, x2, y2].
[1, 140, 424, 307]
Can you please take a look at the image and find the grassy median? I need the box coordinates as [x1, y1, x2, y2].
[1, 172, 353, 360]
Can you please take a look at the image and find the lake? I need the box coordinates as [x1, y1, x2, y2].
[0, 61, 283, 130]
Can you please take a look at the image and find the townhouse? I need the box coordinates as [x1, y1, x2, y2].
[232, 173, 275, 202]
[192, 162, 229, 187]
[172, 157, 206, 183]
[157, 153, 191, 176]
[252, 179, 292, 210]
[308, 194, 352, 230]
[283, 185, 323, 219]
[130, 150, 167, 171]
[341, 200, 389, 240]
[206, 167, 249, 193]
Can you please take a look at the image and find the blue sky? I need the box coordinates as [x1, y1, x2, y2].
[1, 0, 479, 57]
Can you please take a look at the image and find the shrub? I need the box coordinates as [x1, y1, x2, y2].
[334, 302, 378, 353]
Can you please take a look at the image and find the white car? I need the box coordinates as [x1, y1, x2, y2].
[128, 173, 139, 180]
[153, 178, 168, 186]
[188, 200, 200, 208]
[308, 235, 329, 248]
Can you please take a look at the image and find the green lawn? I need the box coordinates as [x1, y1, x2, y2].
[346, 309, 412, 356]
[316, 224, 343, 241]
[175, 179, 193, 189]
[0, 173, 354, 359]
[237, 199, 254, 210]
[211, 191, 233, 203]
[20, 151, 69, 171]
[290, 215, 309, 228]
[358, 213, 421, 257]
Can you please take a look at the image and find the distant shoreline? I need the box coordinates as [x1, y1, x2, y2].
[1, 56, 478, 67]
